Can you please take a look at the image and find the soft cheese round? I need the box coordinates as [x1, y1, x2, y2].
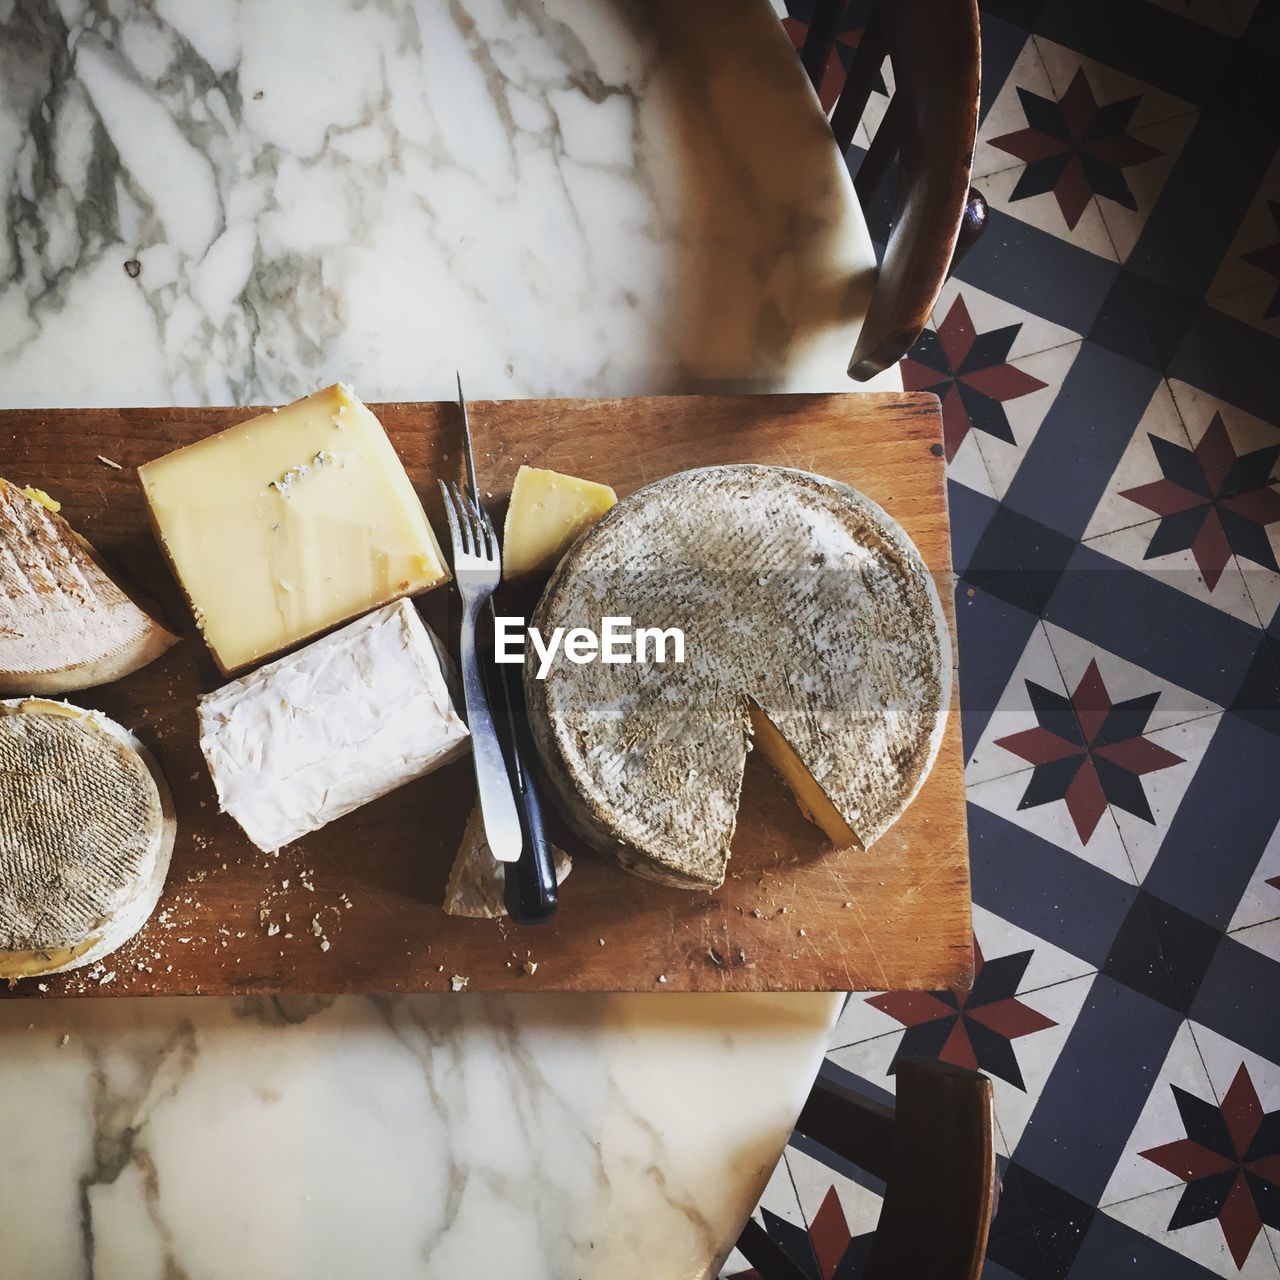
[526, 465, 950, 890]
[0, 699, 175, 977]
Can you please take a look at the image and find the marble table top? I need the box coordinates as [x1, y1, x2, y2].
[0, 1, 898, 1277]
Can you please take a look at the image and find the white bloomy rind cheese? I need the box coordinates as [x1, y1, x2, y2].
[0, 699, 176, 979]
[0, 480, 177, 694]
[527, 465, 951, 891]
[199, 599, 470, 854]
[139, 384, 448, 675]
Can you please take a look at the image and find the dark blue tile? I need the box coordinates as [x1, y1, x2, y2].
[1205, 3, 1280, 138]
[1230, 634, 1280, 737]
[1191, 934, 1280, 1066]
[952, 208, 1118, 339]
[968, 805, 1137, 968]
[1036, 0, 1234, 107]
[979, 0, 1049, 31]
[957, 585, 1042, 757]
[1069, 1211, 1221, 1280]
[788, 1131, 887, 1199]
[1013, 976, 1181, 1203]
[1125, 115, 1275, 301]
[1089, 272, 1192, 371]
[1043, 542, 1261, 709]
[989, 1163, 1095, 1280]
[1101, 891, 1223, 1012]
[1169, 305, 1280, 429]
[1002, 346, 1163, 539]
[1142, 713, 1280, 928]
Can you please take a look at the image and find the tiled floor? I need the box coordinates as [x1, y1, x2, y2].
[725, 2, 1280, 1276]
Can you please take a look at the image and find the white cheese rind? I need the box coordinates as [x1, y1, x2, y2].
[199, 599, 470, 853]
[0, 481, 177, 694]
[526, 465, 950, 890]
[0, 699, 176, 978]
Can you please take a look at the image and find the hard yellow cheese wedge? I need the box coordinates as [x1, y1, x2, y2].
[139, 384, 448, 675]
[503, 465, 617, 578]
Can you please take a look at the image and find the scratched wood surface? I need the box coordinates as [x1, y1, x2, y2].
[0, 393, 970, 997]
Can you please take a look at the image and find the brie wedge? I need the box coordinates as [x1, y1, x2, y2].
[0, 479, 177, 694]
[0, 699, 176, 979]
[199, 599, 469, 853]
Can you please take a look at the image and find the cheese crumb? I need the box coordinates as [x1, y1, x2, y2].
[450, 974, 469, 992]
[97, 454, 124, 470]
[657, 975, 667, 984]
[523, 960, 538, 975]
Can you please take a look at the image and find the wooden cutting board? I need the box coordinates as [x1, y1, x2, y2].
[0, 393, 970, 997]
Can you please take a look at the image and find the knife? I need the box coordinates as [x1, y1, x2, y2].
[455, 376, 558, 925]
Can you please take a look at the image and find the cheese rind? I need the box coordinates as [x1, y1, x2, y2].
[443, 804, 572, 918]
[526, 465, 950, 890]
[199, 599, 470, 854]
[0, 699, 175, 978]
[503, 465, 617, 578]
[0, 480, 178, 694]
[139, 384, 448, 675]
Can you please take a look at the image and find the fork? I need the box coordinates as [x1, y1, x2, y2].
[438, 479, 524, 863]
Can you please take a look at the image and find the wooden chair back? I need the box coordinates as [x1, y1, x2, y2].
[735, 1057, 997, 1279]
[798, 0, 984, 381]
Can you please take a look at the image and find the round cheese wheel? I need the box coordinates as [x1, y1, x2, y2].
[526, 465, 950, 890]
[0, 699, 176, 978]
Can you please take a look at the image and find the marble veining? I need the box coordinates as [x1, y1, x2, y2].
[0, 1, 890, 1276]
[0, 0, 891, 409]
[2, 992, 841, 1280]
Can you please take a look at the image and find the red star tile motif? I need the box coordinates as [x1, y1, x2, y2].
[996, 660, 1184, 843]
[1141, 1065, 1280, 1269]
[1239, 199, 1280, 320]
[989, 68, 1164, 230]
[1120, 414, 1280, 589]
[1268, 875, 1280, 893]
[900, 295, 1048, 461]
[867, 941, 1055, 1090]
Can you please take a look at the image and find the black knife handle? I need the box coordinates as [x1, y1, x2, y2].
[487, 657, 558, 925]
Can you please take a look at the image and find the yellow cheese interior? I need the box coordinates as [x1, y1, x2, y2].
[19, 485, 61, 513]
[747, 703, 863, 851]
[503, 465, 617, 577]
[0, 937, 99, 979]
[138, 384, 447, 674]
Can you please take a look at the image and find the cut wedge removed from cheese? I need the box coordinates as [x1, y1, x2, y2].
[199, 599, 469, 854]
[443, 804, 572, 918]
[503, 465, 617, 578]
[0, 699, 176, 979]
[526, 465, 950, 890]
[139, 384, 449, 675]
[0, 479, 178, 694]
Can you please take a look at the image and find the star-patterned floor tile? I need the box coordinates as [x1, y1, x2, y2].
[1083, 380, 1276, 625]
[977, 39, 1196, 261]
[1041, 625, 1223, 879]
[1166, 381, 1280, 627]
[829, 964, 1094, 1160]
[965, 621, 1073, 785]
[1098, 1022, 1280, 1278]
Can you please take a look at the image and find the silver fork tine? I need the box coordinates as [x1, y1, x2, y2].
[438, 479, 461, 549]
[450, 481, 474, 556]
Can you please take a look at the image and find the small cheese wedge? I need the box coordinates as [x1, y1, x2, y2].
[0, 699, 176, 980]
[0, 479, 178, 694]
[443, 804, 572, 918]
[139, 384, 448, 675]
[199, 599, 469, 854]
[503, 465, 617, 578]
